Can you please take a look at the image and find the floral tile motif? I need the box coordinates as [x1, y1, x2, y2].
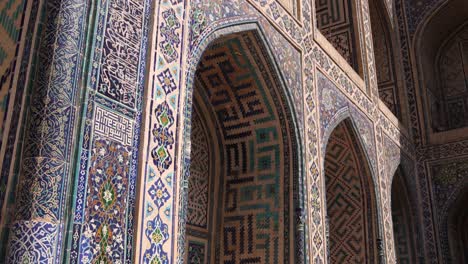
[4, 0, 452, 262]
[78, 138, 131, 264]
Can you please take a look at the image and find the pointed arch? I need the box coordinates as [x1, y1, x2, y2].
[414, 0, 468, 134]
[178, 23, 306, 263]
[322, 108, 378, 182]
[391, 167, 418, 263]
[323, 119, 379, 263]
[368, 0, 404, 120]
[314, 0, 364, 75]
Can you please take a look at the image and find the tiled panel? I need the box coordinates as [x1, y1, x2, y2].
[324, 121, 378, 263]
[68, 0, 152, 263]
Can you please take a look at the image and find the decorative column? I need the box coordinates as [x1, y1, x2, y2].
[5, 0, 88, 262]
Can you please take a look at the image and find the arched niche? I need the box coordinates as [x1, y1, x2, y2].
[369, 0, 404, 121]
[415, 0, 468, 138]
[323, 119, 379, 263]
[391, 167, 417, 264]
[436, 22, 468, 130]
[314, 0, 364, 75]
[182, 29, 305, 263]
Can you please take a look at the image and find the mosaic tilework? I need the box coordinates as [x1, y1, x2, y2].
[68, 0, 152, 263]
[391, 0, 468, 257]
[196, 32, 285, 263]
[186, 106, 210, 229]
[318, 72, 377, 176]
[0, 0, 30, 223]
[188, 240, 206, 264]
[79, 137, 132, 263]
[6, 221, 58, 263]
[0, 0, 26, 139]
[369, 0, 401, 118]
[141, 0, 311, 262]
[303, 61, 326, 264]
[316, 68, 402, 263]
[187, 1, 304, 121]
[131, 0, 400, 264]
[186, 30, 302, 263]
[312, 45, 375, 117]
[94, 106, 134, 146]
[0, 0, 437, 263]
[4, 0, 89, 262]
[0, 1, 40, 259]
[381, 132, 401, 264]
[378, 111, 414, 157]
[324, 121, 378, 263]
[315, 0, 361, 71]
[139, 0, 187, 262]
[394, 0, 421, 145]
[360, 0, 380, 101]
[97, 0, 146, 109]
[404, 0, 452, 35]
[185, 103, 214, 263]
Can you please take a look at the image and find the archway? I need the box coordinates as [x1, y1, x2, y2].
[315, 0, 363, 75]
[324, 119, 379, 263]
[415, 0, 468, 133]
[184, 30, 304, 263]
[391, 167, 417, 264]
[368, 0, 403, 120]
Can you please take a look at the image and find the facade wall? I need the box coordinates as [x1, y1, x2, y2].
[0, 0, 466, 263]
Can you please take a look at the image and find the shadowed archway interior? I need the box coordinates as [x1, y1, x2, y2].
[369, 0, 402, 120]
[184, 30, 303, 264]
[324, 120, 378, 263]
[391, 168, 417, 264]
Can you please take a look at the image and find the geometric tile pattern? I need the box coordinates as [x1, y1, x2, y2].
[143, 0, 314, 261]
[324, 121, 378, 263]
[369, 0, 400, 118]
[67, 0, 152, 263]
[94, 106, 134, 146]
[318, 72, 378, 176]
[188, 240, 206, 264]
[187, 106, 210, 229]
[185, 104, 213, 263]
[189, 31, 299, 263]
[2, 0, 446, 263]
[142, 0, 314, 258]
[0, 0, 26, 143]
[380, 132, 401, 264]
[316, 0, 361, 72]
